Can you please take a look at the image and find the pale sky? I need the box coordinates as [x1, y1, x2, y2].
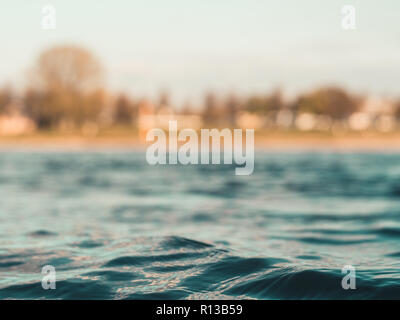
[0, 0, 399, 106]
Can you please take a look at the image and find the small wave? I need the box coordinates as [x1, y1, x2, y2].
[0, 261, 24, 268]
[225, 269, 400, 300]
[28, 230, 58, 237]
[72, 240, 105, 249]
[296, 255, 321, 260]
[0, 279, 114, 300]
[103, 249, 223, 267]
[159, 236, 214, 250]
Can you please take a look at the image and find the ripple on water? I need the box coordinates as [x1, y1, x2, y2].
[1, 152, 400, 299]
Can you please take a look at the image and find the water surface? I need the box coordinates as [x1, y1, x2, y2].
[0, 151, 399, 299]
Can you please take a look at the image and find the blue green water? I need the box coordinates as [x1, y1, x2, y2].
[0, 151, 399, 299]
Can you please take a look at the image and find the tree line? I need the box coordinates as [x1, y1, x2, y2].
[1, 45, 400, 131]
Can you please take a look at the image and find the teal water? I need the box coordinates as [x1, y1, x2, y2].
[0, 151, 399, 299]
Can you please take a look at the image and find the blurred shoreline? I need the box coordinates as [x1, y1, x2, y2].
[2, 130, 400, 151]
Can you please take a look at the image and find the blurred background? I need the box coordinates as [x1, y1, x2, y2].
[0, 0, 400, 300]
[0, 0, 399, 144]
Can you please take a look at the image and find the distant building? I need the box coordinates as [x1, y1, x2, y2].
[295, 113, 316, 131]
[361, 96, 394, 116]
[354, 96, 397, 131]
[0, 101, 36, 136]
[236, 112, 264, 130]
[275, 109, 295, 129]
[0, 110, 36, 136]
[374, 114, 396, 132]
[348, 112, 372, 131]
[137, 99, 202, 141]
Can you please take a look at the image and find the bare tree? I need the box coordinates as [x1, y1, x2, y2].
[0, 87, 13, 114]
[224, 93, 240, 127]
[295, 87, 359, 120]
[32, 45, 103, 93]
[114, 94, 136, 125]
[26, 45, 105, 128]
[202, 91, 221, 126]
[244, 89, 284, 115]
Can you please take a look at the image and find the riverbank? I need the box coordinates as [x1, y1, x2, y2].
[1, 130, 400, 151]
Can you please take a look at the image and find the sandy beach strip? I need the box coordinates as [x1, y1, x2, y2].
[1, 132, 400, 152]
